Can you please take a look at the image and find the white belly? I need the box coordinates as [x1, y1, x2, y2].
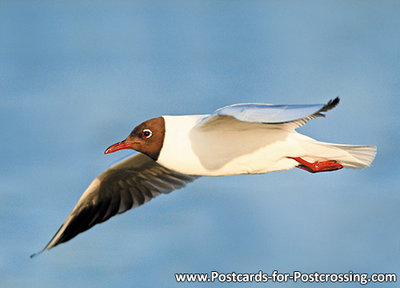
[157, 115, 303, 176]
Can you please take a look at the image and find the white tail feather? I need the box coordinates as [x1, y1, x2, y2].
[300, 140, 377, 169]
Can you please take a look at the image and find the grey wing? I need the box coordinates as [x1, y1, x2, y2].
[32, 153, 198, 256]
[196, 97, 340, 129]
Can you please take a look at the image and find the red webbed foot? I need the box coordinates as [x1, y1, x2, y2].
[288, 157, 343, 173]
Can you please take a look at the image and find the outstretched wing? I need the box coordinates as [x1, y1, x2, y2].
[196, 97, 340, 129]
[32, 153, 198, 257]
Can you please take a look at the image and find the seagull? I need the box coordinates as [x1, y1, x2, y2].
[32, 97, 376, 257]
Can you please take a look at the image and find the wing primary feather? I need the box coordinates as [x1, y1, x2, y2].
[118, 189, 134, 213]
[32, 153, 199, 256]
[102, 186, 121, 222]
[134, 181, 154, 200]
[131, 185, 146, 206]
[319, 97, 340, 113]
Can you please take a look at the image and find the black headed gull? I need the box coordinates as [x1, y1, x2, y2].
[32, 97, 376, 257]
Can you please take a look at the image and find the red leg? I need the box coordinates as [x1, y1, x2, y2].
[288, 157, 343, 173]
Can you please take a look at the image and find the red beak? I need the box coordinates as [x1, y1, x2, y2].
[104, 140, 132, 154]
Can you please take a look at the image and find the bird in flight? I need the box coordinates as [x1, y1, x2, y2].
[32, 97, 376, 257]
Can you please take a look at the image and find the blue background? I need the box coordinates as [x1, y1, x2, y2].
[1, 1, 399, 287]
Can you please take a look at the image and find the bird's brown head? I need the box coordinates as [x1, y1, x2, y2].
[104, 117, 165, 161]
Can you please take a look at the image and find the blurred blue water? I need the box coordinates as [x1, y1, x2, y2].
[1, 1, 399, 287]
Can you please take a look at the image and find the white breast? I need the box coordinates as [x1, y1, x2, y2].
[157, 115, 300, 176]
[157, 115, 207, 174]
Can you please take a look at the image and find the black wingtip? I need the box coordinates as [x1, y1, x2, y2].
[328, 96, 340, 108]
[321, 97, 340, 113]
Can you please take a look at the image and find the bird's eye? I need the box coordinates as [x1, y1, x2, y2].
[142, 129, 152, 138]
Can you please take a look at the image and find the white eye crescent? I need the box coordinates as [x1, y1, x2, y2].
[142, 129, 152, 138]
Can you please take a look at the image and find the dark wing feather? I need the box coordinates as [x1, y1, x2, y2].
[32, 153, 198, 257]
